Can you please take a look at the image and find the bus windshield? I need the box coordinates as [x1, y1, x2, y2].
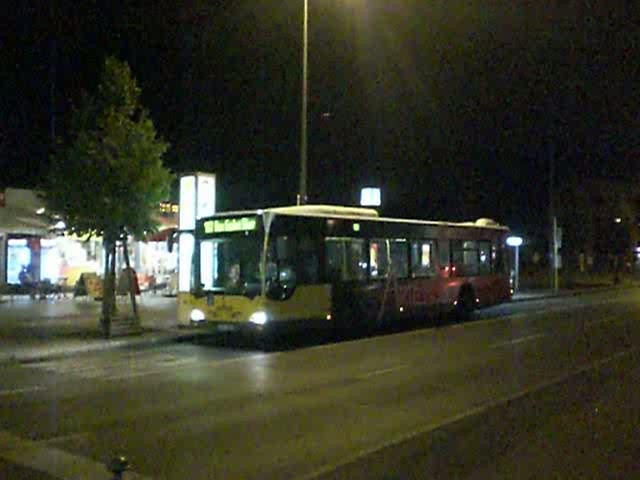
[199, 235, 262, 295]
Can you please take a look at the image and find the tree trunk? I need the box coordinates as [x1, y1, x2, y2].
[110, 240, 117, 318]
[122, 235, 139, 320]
[101, 239, 112, 338]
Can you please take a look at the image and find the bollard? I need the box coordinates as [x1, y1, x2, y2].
[108, 455, 129, 480]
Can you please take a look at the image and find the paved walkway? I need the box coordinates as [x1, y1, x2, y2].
[0, 294, 199, 364]
[0, 285, 632, 364]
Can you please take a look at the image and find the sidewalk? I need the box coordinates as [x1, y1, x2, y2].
[511, 282, 639, 303]
[0, 294, 201, 364]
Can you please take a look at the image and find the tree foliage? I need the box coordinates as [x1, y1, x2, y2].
[46, 56, 172, 332]
[48, 57, 172, 242]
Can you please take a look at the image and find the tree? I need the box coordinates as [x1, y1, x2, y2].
[557, 177, 640, 282]
[46, 56, 172, 336]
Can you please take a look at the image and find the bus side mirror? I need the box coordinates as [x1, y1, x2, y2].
[191, 283, 206, 299]
[266, 281, 296, 301]
[265, 267, 296, 301]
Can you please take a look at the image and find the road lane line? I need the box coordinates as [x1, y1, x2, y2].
[0, 386, 44, 396]
[489, 333, 546, 349]
[296, 346, 639, 480]
[357, 364, 409, 380]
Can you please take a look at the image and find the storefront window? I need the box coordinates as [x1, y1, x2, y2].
[7, 239, 31, 284]
[41, 238, 62, 282]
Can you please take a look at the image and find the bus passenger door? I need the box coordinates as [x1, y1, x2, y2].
[324, 237, 369, 329]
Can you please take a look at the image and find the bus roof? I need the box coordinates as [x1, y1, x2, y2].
[209, 205, 509, 231]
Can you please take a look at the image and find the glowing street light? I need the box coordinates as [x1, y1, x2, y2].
[507, 236, 523, 293]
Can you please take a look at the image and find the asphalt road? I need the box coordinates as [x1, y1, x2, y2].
[0, 289, 639, 479]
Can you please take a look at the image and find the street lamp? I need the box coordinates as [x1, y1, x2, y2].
[507, 236, 523, 293]
[297, 0, 309, 205]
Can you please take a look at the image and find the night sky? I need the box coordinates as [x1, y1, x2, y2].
[2, 1, 638, 238]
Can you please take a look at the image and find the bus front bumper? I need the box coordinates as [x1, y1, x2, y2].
[189, 317, 331, 335]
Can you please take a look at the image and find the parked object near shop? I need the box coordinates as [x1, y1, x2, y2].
[73, 273, 103, 300]
[117, 267, 140, 296]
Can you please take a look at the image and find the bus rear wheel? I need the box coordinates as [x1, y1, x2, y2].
[454, 287, 476, 322]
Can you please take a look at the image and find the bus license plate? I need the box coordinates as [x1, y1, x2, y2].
[217, 324, 237, 332]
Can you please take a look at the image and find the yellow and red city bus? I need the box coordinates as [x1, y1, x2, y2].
[177, 205, 511, 337]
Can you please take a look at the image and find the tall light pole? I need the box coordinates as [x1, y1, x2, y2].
[549, 139, 559, 292]
[297, 0, 309, 205]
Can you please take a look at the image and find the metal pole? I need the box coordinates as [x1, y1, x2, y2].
[553, 216, 559, 291]
[298, 0, 309, 205]
[548, 139, 557, 292]
[515, 245, 520, 292]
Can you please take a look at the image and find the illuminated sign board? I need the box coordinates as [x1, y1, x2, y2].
[360, 187, 381, 207]
[197, 175, 216, 219]
[203, 217, 257, 234]
[179, 176, 196, 230]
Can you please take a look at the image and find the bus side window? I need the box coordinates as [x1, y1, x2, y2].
[389, 239, 409, 278]
[297, 237, 319, 284]
[346, 239, 367, 281]
[438, 240, 448, 270]
[451, 240, 477, 276]
[369, 239, 390, 279]
[411, 240, 436, 278]
[493, 243, 508, 274]
[266, 236, 297, 285]
[478, 241, 492, 275]
[324, 238, 366, 282]
[325, 239, 344, 281]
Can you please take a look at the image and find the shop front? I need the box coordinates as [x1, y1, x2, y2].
[1, 188, 178, 294]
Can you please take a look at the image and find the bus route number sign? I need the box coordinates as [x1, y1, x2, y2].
[204, 217, 257, 234]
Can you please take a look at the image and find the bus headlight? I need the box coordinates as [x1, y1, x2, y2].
[249, 311, 268, 325]
[190, 309, 206, 323]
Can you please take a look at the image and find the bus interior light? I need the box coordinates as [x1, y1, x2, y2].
[190, 309, 206, 323]
[249, 311, 268, 325]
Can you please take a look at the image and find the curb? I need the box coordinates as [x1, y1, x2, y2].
[510, 284, 638, 303]
[0, 329, 209, 365]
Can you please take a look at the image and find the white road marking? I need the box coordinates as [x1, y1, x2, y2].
[24, 353, 200, 380]
[489, 333, 546, 349]
[357, 364, 409, 380]
[0, 386, 44, 396]
[22, 351, 273, 382]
